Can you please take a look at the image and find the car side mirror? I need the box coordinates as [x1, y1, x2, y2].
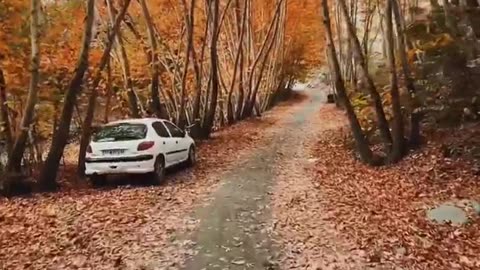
[184, 123, 195, 135]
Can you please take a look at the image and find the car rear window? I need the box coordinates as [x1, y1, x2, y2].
[93, 123, 147, 142]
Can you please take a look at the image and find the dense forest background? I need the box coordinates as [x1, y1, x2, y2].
[0, 0, 323, 193]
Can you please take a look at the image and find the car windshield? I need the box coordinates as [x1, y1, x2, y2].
[93, 123, 147, 142]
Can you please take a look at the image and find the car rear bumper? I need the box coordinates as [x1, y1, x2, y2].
[85, 155, 155, 175]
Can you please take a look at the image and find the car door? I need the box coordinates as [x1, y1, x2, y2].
[151, 121, 177, 166]
[162, 121, 189, 163]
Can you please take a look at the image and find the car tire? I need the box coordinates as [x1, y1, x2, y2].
[90, 175, 107, 187]
[151, 155, 166, 185]
[186, 145, 196, 167]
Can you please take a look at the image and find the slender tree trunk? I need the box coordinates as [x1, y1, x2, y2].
[0, 68, 12, 155]
[106, 0, 139, 118]
[103, 59, 112, 123]
[191, 2, 211, 137]
[139, 0, 166, 119]
[7, 0, 41, 173]
[201, 0, 221, 138]
[235, 48, 245, 120]
[38, 0, 97, 190]
[235, 0, 248, 121]
[442, 0, 459, 35]
[322, 0, 375, 165]
[385, 0, 405, 163]
[227, 0, 248, 124]
[178, 0, 195, 128]
[391, 0, 421, 145]
[245, 0, 284, 117]
[242, 0, 284, 118]
[338, 0, 392, 147]
[119, 33, 140, 117]
[77, 0, 131, 177]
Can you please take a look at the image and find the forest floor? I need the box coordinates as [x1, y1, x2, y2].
[1, 86, 479, 270]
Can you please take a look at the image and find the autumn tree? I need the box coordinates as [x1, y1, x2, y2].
[38, 0, 105, 189]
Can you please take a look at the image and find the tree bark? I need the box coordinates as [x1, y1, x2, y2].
[77, 0, 131, 177]
[385, 0, 405, 163]
[103, 59, 112, 123]
[245, 0, 284, 117]
[190, 2, 212, 137]
[242, 0, 284, 118]
[337, 0, 392, 147]
[442, 0, 459, 35]
[38, 0, 97, 190]
[200, 0, 221, 138]
[0, 68, 12, 155]
[227, 0, 248, 124]
[322, 0, 375, 164]
[178, 0, 196, 128]
[7, 0, 41, 173]
[391, 0, 421, 146]
[139, 0, 166, 119]
[235, 0, 249, 121]
[107, 0, 140, 118]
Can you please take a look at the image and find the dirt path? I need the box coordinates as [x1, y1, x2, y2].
[182, 87, 327, 269]
[1, 85, 368, 270]
[0, 90, 309, 270]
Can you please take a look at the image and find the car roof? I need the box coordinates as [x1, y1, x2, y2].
[106, 118, 168, 126]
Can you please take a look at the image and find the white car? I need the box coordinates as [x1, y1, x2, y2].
[85, 118, 196, 186]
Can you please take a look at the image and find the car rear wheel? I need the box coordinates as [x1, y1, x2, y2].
[150, 155, 166, 185]
[186, 146, 196, 167]
[90, 175, 107, 187]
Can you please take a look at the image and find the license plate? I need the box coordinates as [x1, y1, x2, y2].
[102, 149, 125, 155]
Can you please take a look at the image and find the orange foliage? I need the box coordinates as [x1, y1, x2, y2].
[0, 0, 324, 136]
[286, 0, 324, 68]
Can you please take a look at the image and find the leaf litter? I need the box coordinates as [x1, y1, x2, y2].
[271, 103, 480, 270]
[0, 97, 305, 270]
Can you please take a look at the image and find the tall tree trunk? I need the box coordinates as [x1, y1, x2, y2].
[391, 0, 421, 145]
[139, 0, 166, 119]
[103, 59, 112, 123]
[178, 0, 196, 128]
[322, 0, 375, 165]
[7, 0, 41, 173]
[118, 31, 139, 118]
[227, 0, 248, 124]
[338, 0, 392, 147]
[38, 0, 97, 190]
[201, 0, 220, 138]
[245, 0, 284, 117]
[107, 0, 139, 118]
[77, 0, 131, 177]
[235, 0, 249, 121]
[0, 68, 12, 155]
[385, 0, 405, 163]
[190, 2, 211, 137]
[442, 0, 459, 35]
[242, 0, 284, 118]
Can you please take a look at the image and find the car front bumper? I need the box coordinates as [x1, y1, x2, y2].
[85, 154, 155, 175]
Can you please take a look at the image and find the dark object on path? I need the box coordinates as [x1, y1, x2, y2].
[327, 93, 335, 103]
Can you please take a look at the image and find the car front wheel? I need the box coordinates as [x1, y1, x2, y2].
[187, 145, 196, 167]
[150, 155, 166, 185]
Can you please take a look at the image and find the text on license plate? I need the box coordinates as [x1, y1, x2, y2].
[102, 149, 125, 155]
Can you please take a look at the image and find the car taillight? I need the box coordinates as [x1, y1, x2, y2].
[86, 145, 92, 153]
[137, 141, 155, 151]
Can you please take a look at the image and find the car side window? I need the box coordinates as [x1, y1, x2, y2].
[152, 122, 171, 137]
[163, 121, 185, 137]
